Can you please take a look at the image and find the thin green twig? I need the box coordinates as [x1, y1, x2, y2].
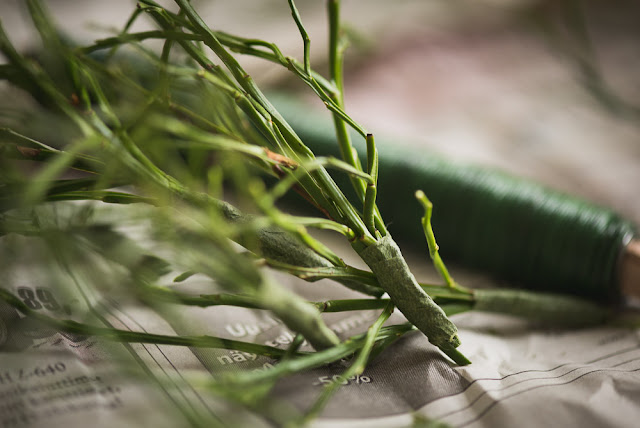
[300, 302, 395, 424]
[0, 288, 290, 358]
[416, 190, 469, 293]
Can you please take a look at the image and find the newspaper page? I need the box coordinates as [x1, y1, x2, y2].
[2, 219, 639, 428]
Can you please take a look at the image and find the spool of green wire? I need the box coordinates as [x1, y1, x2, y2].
[383, 155, 635, 301]
[272, 96, 638, 301]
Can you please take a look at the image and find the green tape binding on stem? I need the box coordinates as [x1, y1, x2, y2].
[359, 235, 469, 364]
[212, 198, 383, 297]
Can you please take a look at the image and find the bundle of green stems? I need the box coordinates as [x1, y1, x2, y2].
[0, 1, 609, 425]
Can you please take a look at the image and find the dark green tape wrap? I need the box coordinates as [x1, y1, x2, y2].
[215, 199, 382, 296]
[360, 235, 460, 350]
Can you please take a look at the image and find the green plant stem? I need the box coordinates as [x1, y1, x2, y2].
[173, 0, 374, 243]
[326, 1, 387, 237]
[258, 278, 341, 350]
[143, 280, 473, 314]
[80, 30, 204, 54]
[287, 0, 311, 75]
[473, 288, 609, 327]
[136, 0, 338, 94]
[76, 53, 235, 138]
[327, 0, 365, 200]
[0, 288, 289, 359]
[320, 299, 472, 314]
[217, 323, 415, 387]
[1, 23, 341, 352]
[301, 302, 394, 424]
[141, 2, 372, 244]
[3, 138, 378, 296]
[3, 0, 476, 379]
[105, 5, 144, 61]
[264, 258, 473, 301]
[195, 63, 354, 231]
[416, 190, 468, 293]
[282, 333, 305, 361]
[362, 133, 379, 235]
[1, 158, 469, 303]
[144, 285, 264, 309]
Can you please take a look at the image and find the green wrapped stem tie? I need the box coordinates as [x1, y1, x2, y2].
[473, 288, 609, 327]
[213, 199, 382, 296]
[360, 235, 469, 365]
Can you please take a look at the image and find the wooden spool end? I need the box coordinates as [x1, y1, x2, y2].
[620, 239, 640, 300]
